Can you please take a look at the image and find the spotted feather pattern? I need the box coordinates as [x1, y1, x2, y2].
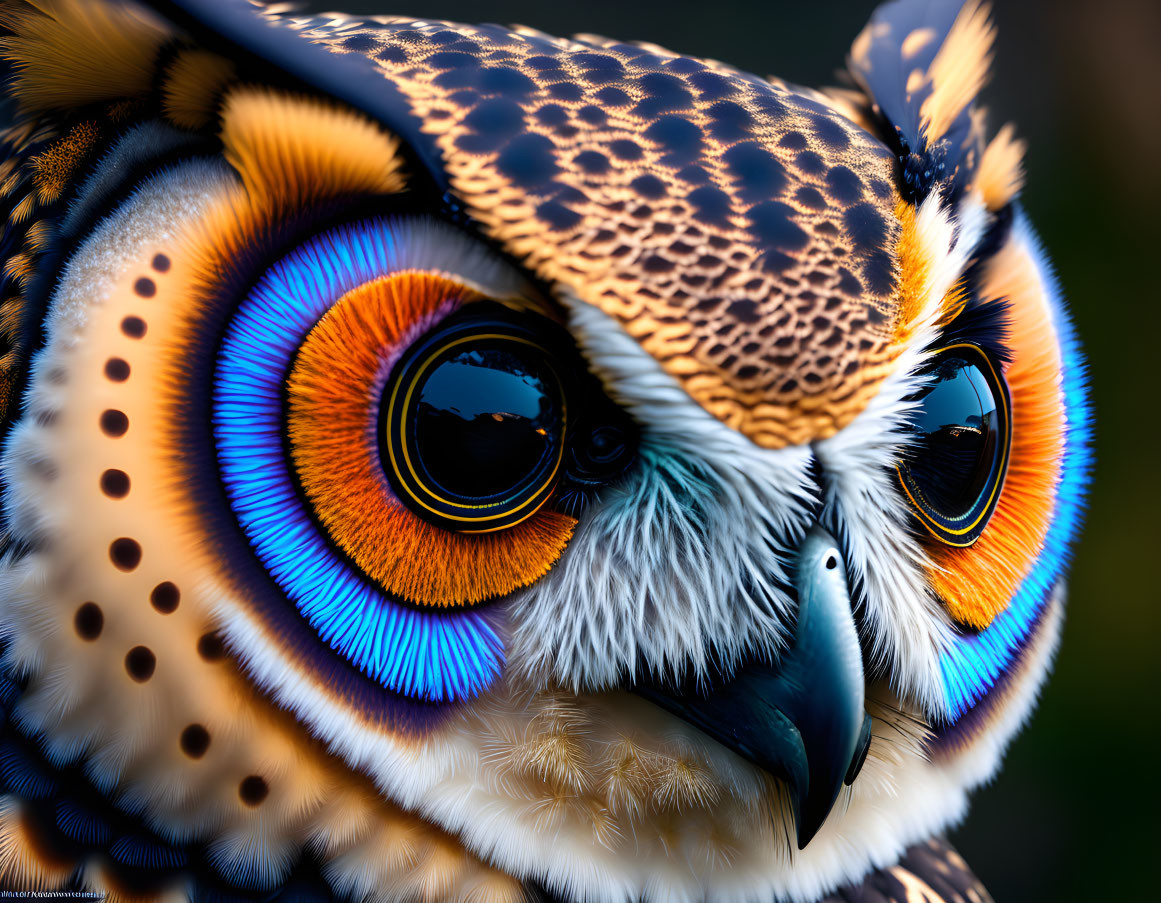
[278, 13, 909, 448]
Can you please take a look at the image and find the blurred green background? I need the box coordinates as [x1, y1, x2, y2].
[306, 1, 1157, 897]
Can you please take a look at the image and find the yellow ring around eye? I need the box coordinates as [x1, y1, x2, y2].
[385, 331, 566, 529]
[287, 272, 576, 607]
[918, 289, 1067, 629]
[897, 343, 1012, 546]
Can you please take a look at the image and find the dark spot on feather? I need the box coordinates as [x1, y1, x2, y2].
[574, 150, 610, 174]
[74, 603, 103, 640]
[633, 72, 693, 117]
[124, 646, 155, 682]
[533, 104, 568, 127]
[104, 357, 129, 381]
[198, 632, 226, 661]
[844, 203, 888, 255]
[479, 66, 537, 96]
[630, 175, 667, 199]
[826, 166, 864, 205]
[536, 200, 582, 230]
[688, 70, 731, 100]
[239, 775, 268, 806]
[525, 55, 561, 71]
[594, 86, 631, 107]
[375, 45, 407, 63]
[687, 186, 731, 226]
[795, 186, 827, 210]
[779, 132, 807, 151]
[749, 201, 808, 251]
[644, 116, 702, 164]
[726, 299, 761, 324]
[150, 582, 180, 614]
[110, 538, 141, 571]
[180, 724, 210, 758]
[548, 82, 582, 101]
[724, 143, 788, 201]
[342, 33, 378, 53]
[427, 50, 477, 69]
[676, 165, 709, 185]
[458, 99, 525, 152]
[608, 139, 643, 161]
[577, 105, 607, 126]
[100, 469, 130, 498]
[812, 114, 851, 151]
[496, 134, 558, 187]
[100, 410, 128, 437]
[121, 316, 146, 338]
[795, 150, 825, 176]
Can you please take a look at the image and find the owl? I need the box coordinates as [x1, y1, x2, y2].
[0, 0, 1091, 900]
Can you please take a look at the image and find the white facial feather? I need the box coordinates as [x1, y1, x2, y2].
[519, 191, 979, 716]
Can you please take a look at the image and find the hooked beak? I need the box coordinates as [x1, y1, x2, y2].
[636, 526, 870, 849]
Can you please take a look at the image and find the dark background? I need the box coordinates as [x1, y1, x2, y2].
[305, 1, 1157, 898]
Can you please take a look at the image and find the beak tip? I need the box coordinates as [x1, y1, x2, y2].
[791, 792, 833, 851]
[795, 827, 815, 851]
[633, 526, 868, 856]
[844, 713, 873, 787]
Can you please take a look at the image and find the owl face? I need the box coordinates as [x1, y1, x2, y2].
[0, 1, 1090, 901]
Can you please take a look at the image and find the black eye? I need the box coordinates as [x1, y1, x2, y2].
[382, 304, 567, 532]
[567, 423, 635, 482]
[896, 343, 1012, 547]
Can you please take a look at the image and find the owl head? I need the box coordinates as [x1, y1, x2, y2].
[0, 0, 1090, 900]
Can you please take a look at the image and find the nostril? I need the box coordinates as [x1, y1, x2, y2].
[825, 555, 837, 570]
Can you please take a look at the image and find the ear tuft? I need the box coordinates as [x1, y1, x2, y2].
[920, 0, 995, 145]
[848, 0, 1002, 204]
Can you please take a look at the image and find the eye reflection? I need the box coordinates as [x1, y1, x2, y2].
[905, 356, 1000, 516]
[411, 344, 562, 503]
[382, 304, 568, 533]
[897, 344, 1012, 547]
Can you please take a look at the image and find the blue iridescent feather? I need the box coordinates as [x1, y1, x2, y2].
[938, 210, 1094, 718]
[213, 219, 503, 703]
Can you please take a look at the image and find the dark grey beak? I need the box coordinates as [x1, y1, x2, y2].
[637, 526, 869, 849]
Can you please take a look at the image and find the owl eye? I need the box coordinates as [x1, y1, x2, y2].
[896, 344, 1012, 547]
[198, 215, 606, 698]
[383, 304, 567, 533]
